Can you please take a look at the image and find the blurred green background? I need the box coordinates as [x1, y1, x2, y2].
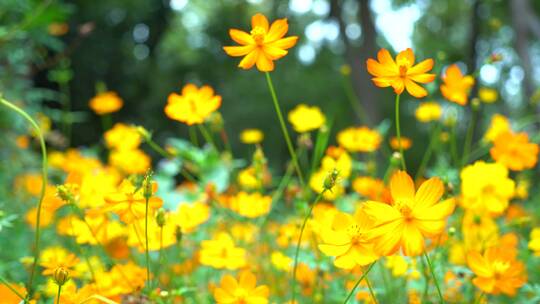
[2, 0, 540, 173]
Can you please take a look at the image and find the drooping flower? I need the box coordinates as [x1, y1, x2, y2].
[366, 48, 435, 98]
[484, 114, 511, 142]
[440, 64, 475, 105]
[337, 126, 382, 153]
[88, 91, 123, 115]
[490, 131, 539, 171]
[318, 209, 379, 269]
[199, 232, 246, 270]
[214, 271, 270, 304]
[364, 171, 455, 256]
[467, 246, 527, 296]
[164, 84, 222, 125]
[223, 13, 298, 72]
[287, 104, 326, 133]
[240, 128, 264, 144]
[460, 161, 515, 216]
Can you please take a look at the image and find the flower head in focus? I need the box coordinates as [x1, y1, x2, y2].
[364, 171, 455, 256]
[366, 48, 435, 98]
[223, 13, 298, 72]
[440, 64, 475, 105]
[89, 91, 123, 115]
[287, 104, 326, 133]
[165, 84, 222, 125]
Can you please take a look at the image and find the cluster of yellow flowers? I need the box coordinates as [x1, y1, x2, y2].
[3, 11, 540, 304]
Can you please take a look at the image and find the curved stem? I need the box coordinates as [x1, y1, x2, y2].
[394, 94, 406, 170]
[291, 190, 325, 303]
[264, 72, 305, 187]
[144, 197, 151, 292]
[423, 251, 444, 303]
[343, 262, 376, 304]
[1, 97, 48, 296]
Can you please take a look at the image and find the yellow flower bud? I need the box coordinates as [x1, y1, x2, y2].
[53, 267, 70, 286]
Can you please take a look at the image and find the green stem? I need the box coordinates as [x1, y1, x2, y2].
[394, 94, 406, 170]
[342, 76, 369, 124]
[462, 105, 478, 168]
[0, 97, 48, 296]
[449, 123, 459, 167]
[291, 190, 326, 303]
[189, 126, 199, 147]
[145, 197, 151, 292]
[56, 284, 62, 304]
[264, 72, 305, 187]
[146, 137, 173, 159]
[0, 275, 26, 302]
[343, 262, 376, 304]
[198, 124, 218, 151]
[423, 251, 444, 303]
[415, 123, 440, 180]
[100, 114, 112, 131]
[365, 276, 378, 304]
[473, 292, 484, 304]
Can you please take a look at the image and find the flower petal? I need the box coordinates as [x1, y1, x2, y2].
[405, 79, 428, 98]
[251, 13, 269, 31]
[238, 50, 260, 70]
[268, 36, 298, 50]
[414, 177, 443, 209]
[390, 170, 415, 202]
[401, 224, 424, 256]
[255, 53, 274, 72]
[266, 18, 288, 42]
[223, 45, 254, 57]
[229, 29, 254, 45]
[408, 59, 434, 75]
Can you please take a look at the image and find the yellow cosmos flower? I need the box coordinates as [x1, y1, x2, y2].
[240, 128, 264, 144]
[318, 209, 378, 269]
[385, 255, 409, 277]
[467, 246, 527, 296]
[390, 136, 412, 151]
[479, 87, 498, 103]
[287, 104, 326, 133]
[462, 210, 500, 254]
[104, 123, 141, 150]
[199, 232, 246, 270]
[173, 201, 210, 234]
[528, 228, 540, 256]
[364, 171, 455, 256]
[440, 64, 475, 105]
[366, 48, 435, 98]
[109, 148, 151, 174]
[229, 191, 272, 218]
[490, 131, 539, 171]
[352, 176, 389, 202]
[271, 251, 292, 272]
[460, 161, 515, 216]
[164, 83, 222, 125]
[484, 114, 511, 142]
[88, 91, 123, 115]
[310, 148, 351, 200]
[214, 271, 270, 304]
[415, 101, 442, 123]
[337, 126, 382, 153]
[40, 246, 80, 277]
[104, 180, 163, 223]
[223, 13, 298, 72]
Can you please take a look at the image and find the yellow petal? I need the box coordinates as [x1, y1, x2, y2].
[268, 36, 298, 50]
[266, 18, 288, 42]
[405, 79, 428, 98]
[401, 224, 424, 256]
[223, 45, 254, 57]
[238, 50, 260, 70]
[396, 48, 415, 65]
[229, 29, 254, 45]
[255, 53, 274, 72]
[414, 177, 443, 209]
[408, 58, 434, 75]
[390, 170, 415, 202]
[467, 251, 493, 277]
[251, 13, 269, 31]
[262, 45, 288, 60]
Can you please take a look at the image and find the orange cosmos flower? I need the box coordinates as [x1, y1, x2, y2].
[440, 64, 475, 105]
[366, 48, 435, 98]
[223, 13, 298, 72]
[490, 131, 539, 171]
[467, 246, 527, 296]
[214, 271, 270, 304]
[165, 84, 222, 125]
[390, 136, 412, 151]
[364, 171, 455, 256]
[88, 91, 123, 115]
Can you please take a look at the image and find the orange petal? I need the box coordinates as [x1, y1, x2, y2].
[377, 48, 396, 67]
[238, 50, 260, 70]
[238, 271, 257, 290]
[262, 45, 288, 60]
[405, 79, 428, 98]
[392, 79, 405, 94]
[396, 48, 415, 65]
[255, 53, 274, 72]
[409, 73, 436, 83]
[408, 58, 434, 75]
[268, 36, 298, 50]
[371, 77, 393, 88]
[266, 18, 289, 42]
[223, 45, 255, 57]
[229, 29, 254, 45]
[414, 177, 443, 209]
[390, 170, 415, 202]
[467, 251, 493, 277]
[251, 13, 269, 31]
[366, 58, 396, 77]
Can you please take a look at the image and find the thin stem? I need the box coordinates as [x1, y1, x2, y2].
[343, 262, 376, 304]
[1, 97, 48, 296]
[449, 123, 459, 167]
[462, 105, 478, 168]
[394, 94, 406, 170]
[189, 126, 199, 147]
[100, 114, 112, 131]
[146, 137, 173, 159]
[342, 76, 369, 124]
[145, 197, 151, 292]
[56, 284, 62, 304]
[291, 190, 326, 303]
[415, 123, 441, 180]
[198, 124, 218, 151]
[0, 276, 26, 301]
[423, 252, 444, 303]
[365, 276, 378, 304]
[264, 72, 305, 186]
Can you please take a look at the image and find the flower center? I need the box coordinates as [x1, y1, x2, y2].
[250, 26, 266, 44]
[399, 64, 408, 78]
[346, 224, 364, 245]
[234, 288, 249, 303]
[493, 260, 510, 278]
[395, 200, 414, 220]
